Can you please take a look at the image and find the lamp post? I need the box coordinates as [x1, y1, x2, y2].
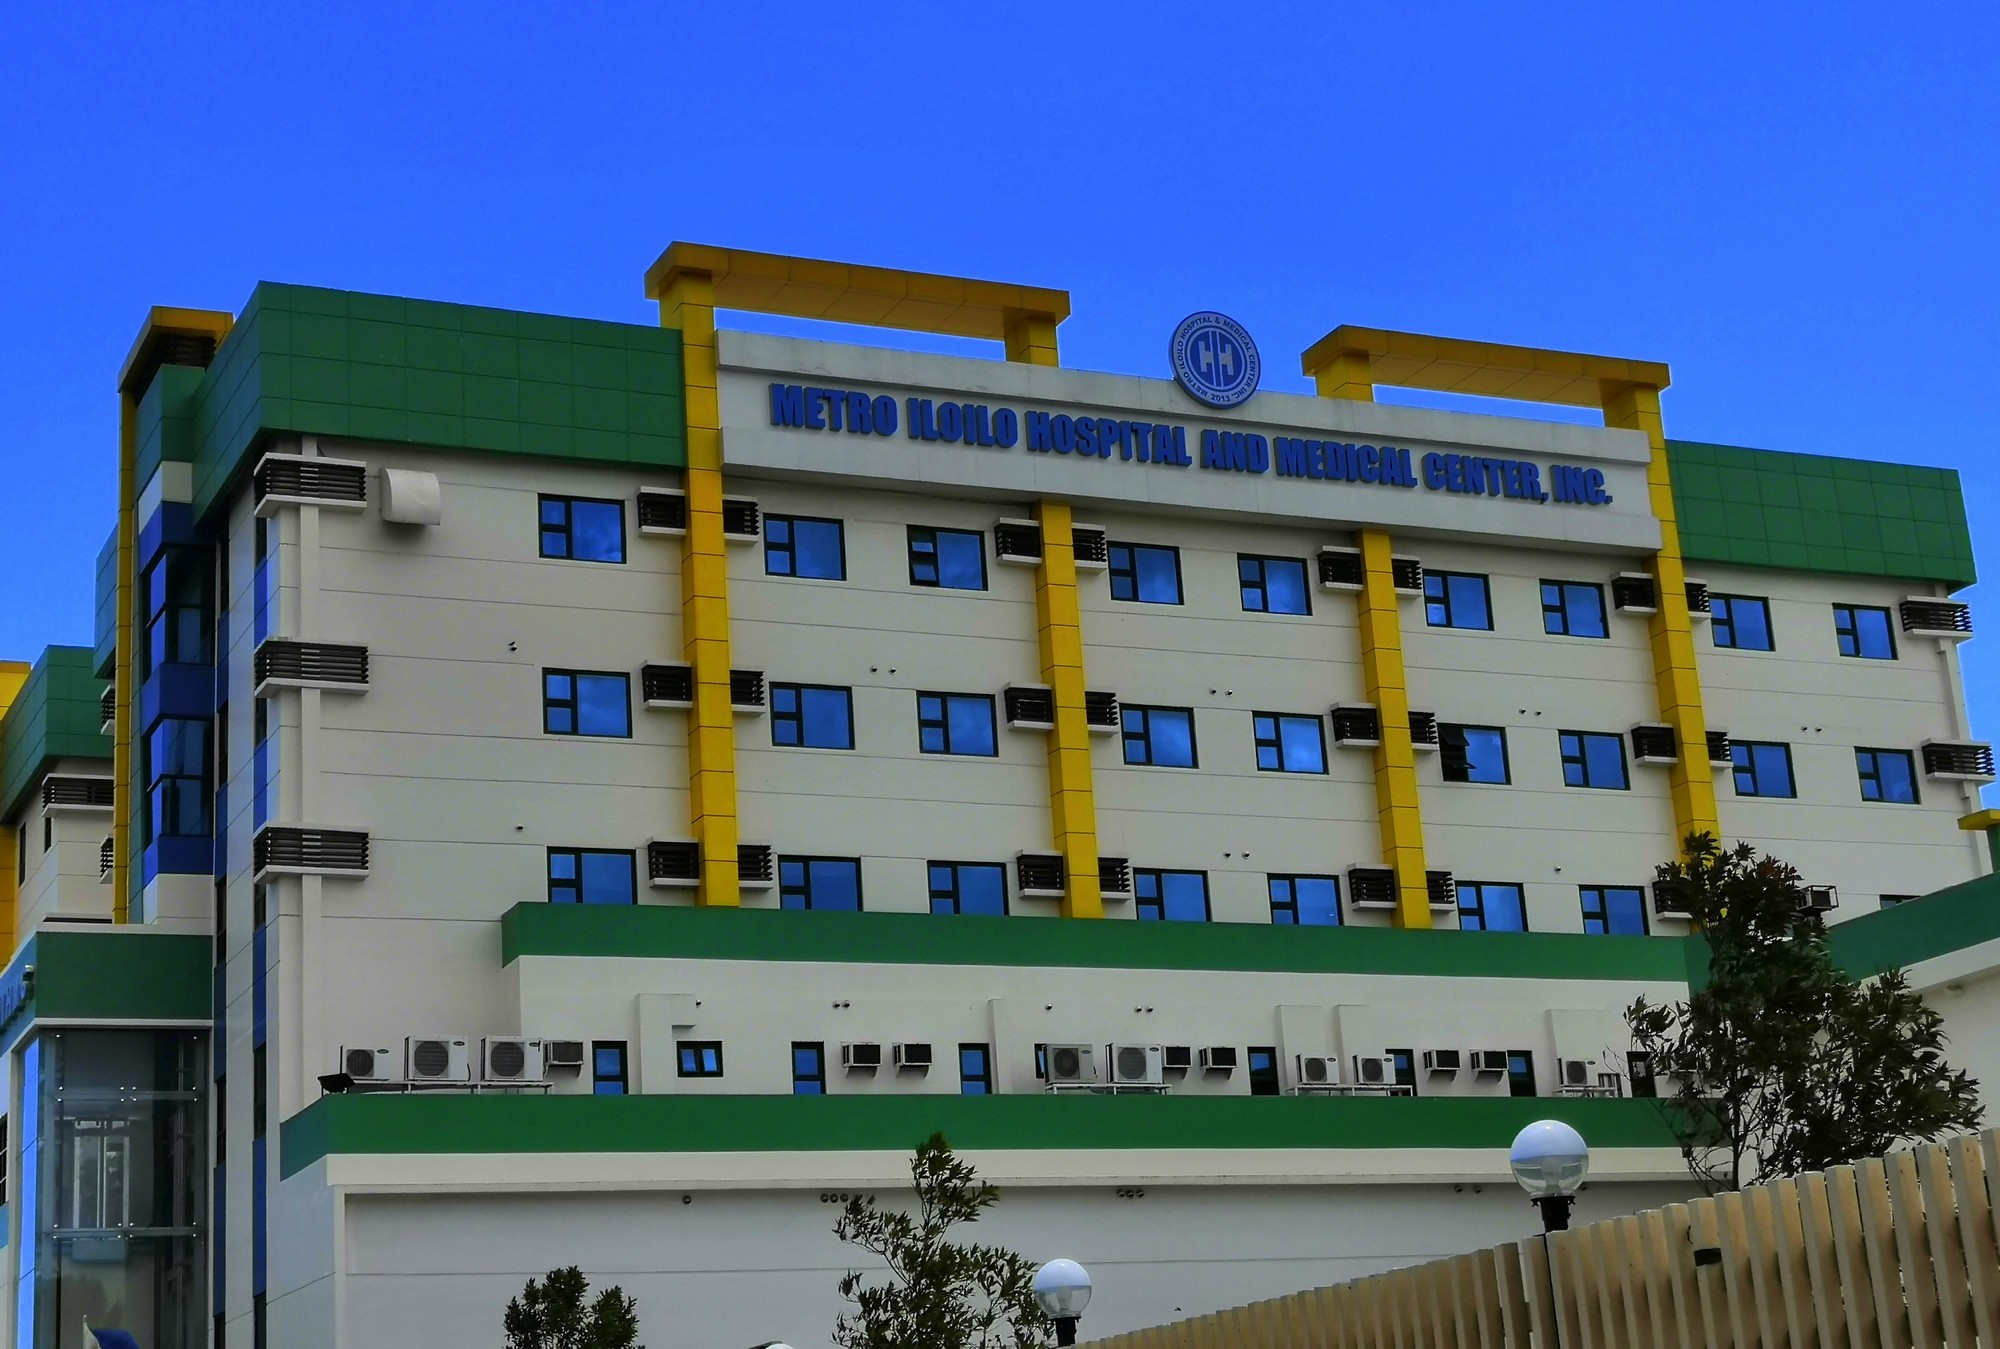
[1033, 1258, 1094, 1347]
[1510, 1119, 1590, 1231]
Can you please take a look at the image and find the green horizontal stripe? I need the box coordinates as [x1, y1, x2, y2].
[501, 903, 1697, 982]
[1827, 871, 2000, 975]
[0, 646, 110, 823]
[280, 1091, 1676, 1179]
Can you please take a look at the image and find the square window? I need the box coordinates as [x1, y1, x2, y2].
[1712, 595, 1775, 651]
[1458, 882, 1527, 932]
[1424, 572, 1493, 630]
[771, 683, 855, 750]
[929, 862, 1008, 916]
[1833, 605, 1897, 660]
[1580, 885, 1648, 935]
[543, 670, 631, 738]
[1108, 543, 1183, 604]
[1731, 742, 1796, 798]
[676, 1041, 724, 1078]
[765, 515, 847, 580]
[779, 856, 863, 910]
[1268, 875, 1341, 926]
[1238, 556, 1311, 615]
[1252, 713, 1327, 773]
[1440, 724, 1509, 784]
[593, 1041, 629, 1094]
[959, 1043, 993, 1095]
[1856, 748, 1920, 804]
[792, 1042, 826, 1095]
[538, 495, 626, 563]
[917, 693, 998, 756]
[908, 526, 988, 590]
[1540, 581, 1608, 638]
[1121, 706, 1197, 767]
[546, 848, 637, 905]
[1134, 868, 1210, 922]
[1559, 730, 1629, 790]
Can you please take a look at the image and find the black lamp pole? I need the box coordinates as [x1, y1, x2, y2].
[1055, 1315, 1078, 1346]
[1535, 1193, 1576, 1232]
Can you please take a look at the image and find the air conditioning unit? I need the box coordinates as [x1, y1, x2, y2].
[1351, 1054, 1395, 1088]
[1803, 885, 1839, 913]
[1422, 1048, 1462, 1076]
[1559, 1058, 1597, 1090]
[481, 1037, 546, 1082]
[842, 1042, 884, 1073]
[994, 518, 1044, 565]
[1317, 547, 1364, 591]
[1162, 1045, 1194, 1073]
[1294, 1055, 1342, 1089]
[1198, 1046, 1238, 1074]
[1044, 1043, 1096, 1086]
[341, 1046, 396, 1083]
[894, 1042, 933, 1072]
[545, 1040, 586, 1071]
[1611, 572, 1659, 614]
[1470, 1050, 1510, 1076]
[405, 1036, 471, 1083]
[1106, 1043, 1164, 1087]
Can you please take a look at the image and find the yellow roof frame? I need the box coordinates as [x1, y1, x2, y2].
[118, 306, 235, 396]
[1301, 324, 1671, 408]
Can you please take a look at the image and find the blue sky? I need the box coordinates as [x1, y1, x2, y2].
[3, 4, 1996, 742]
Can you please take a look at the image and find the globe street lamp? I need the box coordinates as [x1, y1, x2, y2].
[1033, 1258, 1094, 1347]
[1510, 1119, 1590, 1232]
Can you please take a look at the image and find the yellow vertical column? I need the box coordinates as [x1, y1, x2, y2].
[1602, 382, 1719, 853]
[1314, 367, 1431, 928]
[659, 269, 741, 904]
[1008, 310, 1102, 918]
[0, 660, 28, 946]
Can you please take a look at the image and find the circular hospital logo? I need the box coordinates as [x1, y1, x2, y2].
[1169, 311, 1261, 409]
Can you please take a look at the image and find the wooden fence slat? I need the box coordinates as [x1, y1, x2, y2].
[1688, 1197, 1733, 1349]
[1585, 1221, 1629, 1349]
[1610, 1215, 1655, 1349]
[1795, 1171, 1850, 1349]
[1398, 1266, 1428, 1349]
[1423, 1258, 1457, 1349]
[1767, 1177, 1818, 1349]
[1887, 1149, 1945, 1349]
[1466, 1250, 1503, 1349]
[1855, 1156, 1913, 1349]
[1556, 1230, 1597, 1349]
[1521, 1236, 1560, 1349]
[1440, 1255, 1472, 1349]
[1322, 1283, 1352, 1349]
[1948, 1133, 1999, 1349]
[1652, 1205, 1696, 1349]
[1714, 1189, 1763, 1349]
[1914, 1143, 1972, 1349]
[1495, 1242, 1534, 1349]
[1825, 1165, 1883, 1349]
[1745, 1183, 1793, 1349]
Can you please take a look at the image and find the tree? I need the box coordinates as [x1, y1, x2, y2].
[503, 1266, 641, 1349]
[833, 1132, 1052, 1349]
[1627, 835, 1982, 1193]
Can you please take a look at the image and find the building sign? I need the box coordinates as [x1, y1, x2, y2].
[1169, 312, 1261, 409]
[766, 383, 1614, 508]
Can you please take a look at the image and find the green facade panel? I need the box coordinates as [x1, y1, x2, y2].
[1827, 871, 2000, 975]
[187, 283, 688, 521]
[0, 929, 213, 1056]
[133, 363, 205, 487]
[280, 1090, 1676, 1179]
[0, 647, 110, 823]
[92, 527, 117, 678]
[1667, 440, 1976, 588]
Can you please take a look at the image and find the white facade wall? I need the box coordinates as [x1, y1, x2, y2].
[6, 758, 114, 931]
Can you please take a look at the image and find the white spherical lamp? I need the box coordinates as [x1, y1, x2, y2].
[1034, 1259, 1093, 1345]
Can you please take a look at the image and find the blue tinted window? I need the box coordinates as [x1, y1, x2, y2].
[1269, 875, 1342, 926]
[779, 856, 863, 910]
[145, 717, 211, 843]
[1541, 581, 1608, 638]
[908, 526, 987, 590]
[538, 495, 626, 563]
[1834, 605, 1896, 660]
[676, 1042, 723, 1077]
[765, 515, 846, 580]
[771, 683, 854, 749]
[544, 670, 631, 737]
[1425, 572, 1492, 630]
[1442, 724, 1509, 784]
[1857, 748, 1920, 804]
[547, 848, 636, 904]
[792, 1043, 825, 1095]
[1580, 885, 1648, 935]
[1458, 882, 1527, 932]
[1135, 869, 1210, 922]
[959, 1044, 993, 1095]
[1731, 742, 1796, 798]
[918, 693, 998, 756]
[1108, 543, 1183, 604]
[1712, 595, 1774, 651]
[1560, 731, 1628, 789]
[1122, 706, 1197, 767]
[1239, 556, 1311, 615]
[593, 1042, 628, 1094]
[930, 862, 1008, 916]
[1253, 713, 1326, 773]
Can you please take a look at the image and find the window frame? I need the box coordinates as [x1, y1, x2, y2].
[1457, 881, 1528, 932]
[928, 861, 1009, 916]
[1121, 705, 1198, 768]
[542, 669, 633, 738]
[593, 1042, 629, 1094]
[764, 514, 848, 581]
[537, 494, 627, 564]
[1424, 571, 1494, 631]
[1711, 594, 1775, 651]
[917, 692, 999, 757]
[1267, 874, 1342, 926]
[1856, 747, 1921, 804]
[545, 847, 638, 905]
[792, 1042, 826, 1095]
[778, 856, 864, 911]
[959, 1043, 994, 1095]
[907, 525, 988, 591]
[143, 716, 212, 845]
[676, 1041, 725, 1078]
[1506, 1051, 1537, 1098]
[770, 682, 855, 750]
[1579, 885, 1650, 936]
[1134, 868, 1211, 922]
[1730, 741, 1797, 799]
[1237, 555, 1312, 615]
[1833, 604, 1897, 660]
[1440, 723, 1510, 785]
[1107, 542, 1184, 605]
[1252, 712, 1328, 774]
[1247, 1046, 1280, 1097]
[1559, 730, 1630, 790]
[1540, 580, 1608, 638]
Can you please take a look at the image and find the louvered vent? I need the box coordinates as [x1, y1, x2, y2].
[738, 843, 775, 887]
[641, 663, 695, 707]
[1653, 877, 1698, 918]
[1347, 867, 1397, 909]
[1317, 548, 1364, 590]
[254, 826, 370, 876]
[1098, 856, 1132, 896]
[1685, 581, 1712, 619]
[1630, 724, 1679, 764]
[1083, 690, 1121, 733]
[1901, 599, 1972, 639]
[254, 639, 369, 690]
[720, 497, 761, 541]
[637, 488, 689, 535]
[994, 519, 1044, 564]
[1408, 711, 1439, 750]
[647, 839, 700, 886]
[254, 454, 367, 510]
[1003, 685, 1056, 729]
[1330, 705, 1382, 746]
[729, 669, 766, 710]
[1071, 525, 1109, 569]
[1389, 556, 1424, 593]
[1612, 573, 1659, 613]
[1426, 871, 1458, 909]
[1706, 730, 1733, 765]
[42, 777, 115, 810]
[1016, 853, 1065, 897]
[1922, 741, 1995, 780]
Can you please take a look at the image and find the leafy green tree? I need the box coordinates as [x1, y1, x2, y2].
[1627, 835, 1982, 1193]
[833, 1132, 1052, 1349]
[503, 1265, 641, 1349]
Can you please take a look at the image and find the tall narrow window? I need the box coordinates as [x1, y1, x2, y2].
[1247, 1047, 1280, 1097]
[253, 698, 274, 829]
[254, 516, 275, 645]
[1506, 1051, 1537, 1098]
[593, 1042, 629, 1094]
[959, 1044, 993, 1095]
[792, 1043, 826, 1095]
